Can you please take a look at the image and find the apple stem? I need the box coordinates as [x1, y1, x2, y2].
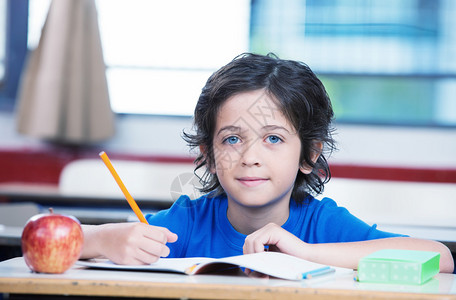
[49, 207, 54, 214]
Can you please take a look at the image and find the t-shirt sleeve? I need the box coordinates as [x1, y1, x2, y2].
[145, 195, 194, 257]
[311, 198, 408, 243]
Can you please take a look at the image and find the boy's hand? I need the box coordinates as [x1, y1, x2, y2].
[243, 223, 305, 257]
[82, 222, 177, 265]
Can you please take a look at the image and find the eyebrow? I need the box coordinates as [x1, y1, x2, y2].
[216, 124, 291, 137]
[216, 126, 241, 137]
[262, 125, 291, 134]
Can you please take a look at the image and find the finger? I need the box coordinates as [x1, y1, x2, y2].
[123, 240, 170, 265]
[109, 246, 157, 266]
[243, 236, 255, 254]
[153, 226, 178, 243]
[243, 223, 283, 254]
[268, 245, 280, 252]
[243, 235, 269, 254]
[135, 246, 166, 265]
[247, 271, 270, 279]
[139, 236, 172, 258]
[165, 230, 178, 243]
[143, 225, 178, 244]
[253, 238, 269, 253]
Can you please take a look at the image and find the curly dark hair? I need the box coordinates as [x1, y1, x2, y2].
[183, 53, 336, 201]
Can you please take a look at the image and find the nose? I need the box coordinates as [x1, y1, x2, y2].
[240, 138, 262, 167]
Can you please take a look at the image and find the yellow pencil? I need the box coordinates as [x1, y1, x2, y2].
[99, 151, 148, 224]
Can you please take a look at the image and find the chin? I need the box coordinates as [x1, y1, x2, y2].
[230, 196, 282, 209]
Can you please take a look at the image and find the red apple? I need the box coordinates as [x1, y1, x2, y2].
[21, 208, 84, 273]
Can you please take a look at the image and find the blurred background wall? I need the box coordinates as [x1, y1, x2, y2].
[0, 0, 455, 205]
[1, 0, 455, 162]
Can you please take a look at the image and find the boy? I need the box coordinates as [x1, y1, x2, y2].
[81, 53, 454, 273]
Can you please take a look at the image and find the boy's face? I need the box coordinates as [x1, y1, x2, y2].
[211, 89, 309, 211]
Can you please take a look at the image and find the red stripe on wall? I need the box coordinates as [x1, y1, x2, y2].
[330, 164, 456, 183]
[0, 148, 455, 184]
[0, 147, 194, 184]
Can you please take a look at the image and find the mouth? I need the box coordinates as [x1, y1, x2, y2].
[237, 177, 269, 187]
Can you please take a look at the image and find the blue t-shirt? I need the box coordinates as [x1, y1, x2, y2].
[146, 194, 405, 258]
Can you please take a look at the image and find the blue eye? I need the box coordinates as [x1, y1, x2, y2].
[224, 136, 240, 144]
[266, 135, 282, 144]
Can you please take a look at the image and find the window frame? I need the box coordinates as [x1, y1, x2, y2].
[2, 0, 456, 128]
[0, 0, 28, 111]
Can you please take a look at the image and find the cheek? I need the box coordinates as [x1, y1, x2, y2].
[213, 146, 239, 173]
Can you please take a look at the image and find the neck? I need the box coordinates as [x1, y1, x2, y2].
[226, 197, 290, 235]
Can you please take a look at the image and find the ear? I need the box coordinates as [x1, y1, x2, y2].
[199, 145, 216, 174]
[299, 141, 323, 175]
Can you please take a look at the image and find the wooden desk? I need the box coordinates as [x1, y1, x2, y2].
[1, 257, 455, 300]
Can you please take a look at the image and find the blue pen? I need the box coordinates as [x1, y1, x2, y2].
[302, 266, 335, 279]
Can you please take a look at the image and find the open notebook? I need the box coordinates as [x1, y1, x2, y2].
[77, 251, 352, 281]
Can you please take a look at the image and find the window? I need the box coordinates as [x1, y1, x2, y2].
[97, 0, 250, 115]
[27, 0, 51, 49]
[0, 0, 6, 82]
[27, 0, 250, 116]
[25, 0, 456, 126]
[0, 0, 28, 110]
[250, 0, 456, 126]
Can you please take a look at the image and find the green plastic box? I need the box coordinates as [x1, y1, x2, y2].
[357, 249, 440, 285]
